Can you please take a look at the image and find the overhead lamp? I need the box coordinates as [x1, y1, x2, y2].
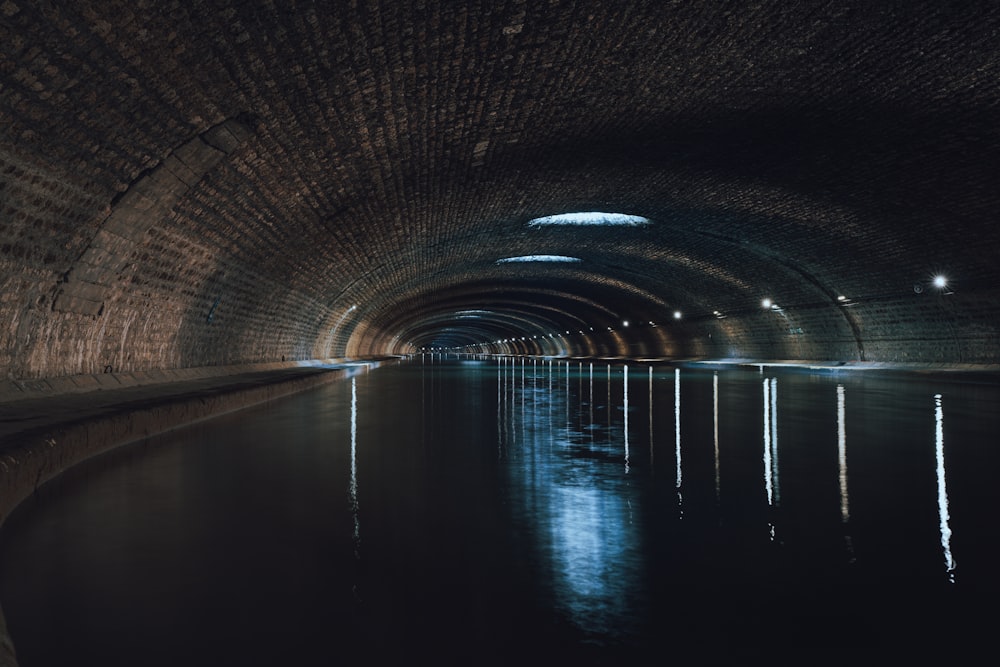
[527, 212, 651, 227]
[496, 255, 582, 264]
[673, 311, 682, 319]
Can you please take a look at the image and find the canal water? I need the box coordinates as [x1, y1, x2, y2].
[1, 359, 998, 665]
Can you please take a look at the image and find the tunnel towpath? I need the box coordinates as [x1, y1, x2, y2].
[0, 362, 378, 524]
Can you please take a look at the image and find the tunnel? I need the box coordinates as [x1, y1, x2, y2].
[1, 2, 999, 665]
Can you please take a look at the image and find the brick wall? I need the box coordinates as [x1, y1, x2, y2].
[2, 1, 999, 380]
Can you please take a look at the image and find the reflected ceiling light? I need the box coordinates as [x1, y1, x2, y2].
[837, 295, 847, 301]
[496, 255, 582, 263]
[527, 212, 651, 227]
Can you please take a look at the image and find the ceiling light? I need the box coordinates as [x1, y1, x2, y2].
[496, 255, 582, 263]
[527, 212, 651, 227]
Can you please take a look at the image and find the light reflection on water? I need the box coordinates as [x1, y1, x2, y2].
[936, 393, 955, 582]
[1, 359, 999, 664]
[489, 358, 997, 650]
[498, 359, 645, 644]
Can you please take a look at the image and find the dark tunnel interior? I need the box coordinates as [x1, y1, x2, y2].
[1, 1, 998, 377]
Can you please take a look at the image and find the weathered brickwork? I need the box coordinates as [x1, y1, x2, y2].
[2, 1, 1000, 381]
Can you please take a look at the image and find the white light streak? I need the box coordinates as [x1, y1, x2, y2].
[496, 255, 582, 263]
[935, 394, 956, 582]
[763, 378, 773, 507]
[624, 365, 630, 474]
[837, 384, 848, 522]
[527, 212, 651, 227]
[350, 377, 360, 557]
[714, 372, 720, 503]
[675, 369, 682, 495]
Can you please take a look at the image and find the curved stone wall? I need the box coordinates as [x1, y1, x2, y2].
[2, 1, 999, 382]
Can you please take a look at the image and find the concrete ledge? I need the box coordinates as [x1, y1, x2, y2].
[0, 364, 374, 524]
[0, 360, 392, 667]
[0, 359, 360, 404]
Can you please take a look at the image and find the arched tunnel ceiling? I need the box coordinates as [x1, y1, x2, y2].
[2, 1, 1000, 376]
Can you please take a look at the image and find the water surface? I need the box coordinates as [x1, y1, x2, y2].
[2, 359, 998, 665]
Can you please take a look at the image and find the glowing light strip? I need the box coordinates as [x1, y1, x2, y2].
[675, 369, 682, 491]
[527, 212, 651, 227]
[496, 255, 582, 263]
[935, 394, 956, 582]
[714, 372, 720, 503]
[770, 378, 779, 504]
[837, 385, 849, 522]
[649, 367, 654, 470]
[350, 377, 360, 558]
[624, 365, 630, 473]
[763, 378, 773, 506]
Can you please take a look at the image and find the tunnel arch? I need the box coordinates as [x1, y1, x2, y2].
[2, 1, 999, 383]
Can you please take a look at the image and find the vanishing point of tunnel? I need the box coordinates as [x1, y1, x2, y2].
[1, 1, 999, 665]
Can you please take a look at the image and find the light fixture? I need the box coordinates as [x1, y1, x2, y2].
[496, 255, 582, 263]
[623, 320, 629, 327]
[761, 298, 772, 309]
[673, 311, 682, 319]
[527, 212, 651, 227]
[933, 275, 947, 289]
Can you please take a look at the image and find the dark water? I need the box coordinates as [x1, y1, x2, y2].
[2, 359, 999, 666]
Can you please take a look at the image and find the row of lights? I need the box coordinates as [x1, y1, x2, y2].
[446, 274, 952, 351]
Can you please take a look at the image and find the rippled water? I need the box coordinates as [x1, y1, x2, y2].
[2, 359, 998, 665]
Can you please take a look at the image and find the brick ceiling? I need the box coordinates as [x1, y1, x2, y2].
[2, 1, 999, 374]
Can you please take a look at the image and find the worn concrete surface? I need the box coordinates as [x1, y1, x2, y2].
[0, 359, 387, 667]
